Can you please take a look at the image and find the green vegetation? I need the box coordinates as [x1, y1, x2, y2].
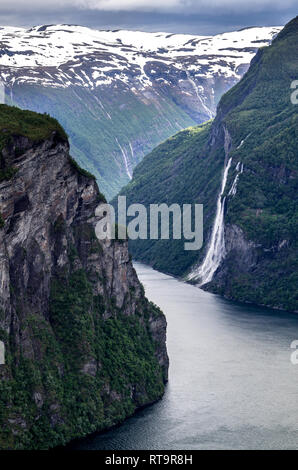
[69, 155, 107, 204]
[116, 17, 298, 311]
[0, 264, 165, 449]
[113, 121, 225, 276]
[213, 16, 298, 311]
[8, 84, 196, 200]
[0, 104, 67, 150]
[0, 105, 105, 200]
[0, 103, 165, 449]
[0, 104, 68, 184]
[0, 165, 18, 182]
[69, 156, 96, 180]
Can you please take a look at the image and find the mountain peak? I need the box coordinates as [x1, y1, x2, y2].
[0, 22, 283, 199]
[273, 15, 298, 42]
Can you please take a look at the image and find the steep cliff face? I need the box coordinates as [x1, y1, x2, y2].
[117, 17, 298, 312]
[205, 16, 298, 311]
[0, 105, 168, 449]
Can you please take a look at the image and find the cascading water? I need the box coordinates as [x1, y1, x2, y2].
[186, 71, 213, 119]
[228, 162, 244, 197]
[115, 137, 132, 179]
[188, 157, 232, 285]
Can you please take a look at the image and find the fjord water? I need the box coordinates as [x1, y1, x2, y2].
[72, 262, 298, 450]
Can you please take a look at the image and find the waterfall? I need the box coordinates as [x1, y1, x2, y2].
[115, 138, 132, 180]
[188, 127, 247, 286]
[129, 141, 134, 161]
[188, 157, 232, 285]
[237, 133, 251, 149]
[228, 162, 244, 197]
[0, 80, 5, 104]
[186, 71, 213, 119]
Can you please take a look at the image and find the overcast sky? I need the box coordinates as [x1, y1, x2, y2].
[1, 0, 297, 34]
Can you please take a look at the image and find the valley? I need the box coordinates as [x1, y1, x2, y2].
[0, 24, 281, 199]
[0, 12, 297, 451]
[117, 17, 298, 312]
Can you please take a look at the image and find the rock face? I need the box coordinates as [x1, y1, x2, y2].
[207, 223, 257, 287]
[117, 17, 298, 312]
[204, 17, 298, 312]
[0, 106, 168, 449]
[0, 24, 281, 199]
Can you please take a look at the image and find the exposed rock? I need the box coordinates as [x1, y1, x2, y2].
[0, 118, 168, 449]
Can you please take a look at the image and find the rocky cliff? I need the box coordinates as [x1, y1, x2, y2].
[0, 105, 168, 449]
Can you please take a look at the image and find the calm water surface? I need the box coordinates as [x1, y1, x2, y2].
[71, 262, 298, 450]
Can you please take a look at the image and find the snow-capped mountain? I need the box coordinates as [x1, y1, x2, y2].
[0, 24, 281, 199]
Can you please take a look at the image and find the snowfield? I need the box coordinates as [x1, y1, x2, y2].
[0, 24, 281, 88]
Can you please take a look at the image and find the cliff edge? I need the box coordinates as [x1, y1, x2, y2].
[0, 105, 168, 449]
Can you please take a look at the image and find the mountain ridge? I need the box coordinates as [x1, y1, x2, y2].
[116, 16, 298, 312]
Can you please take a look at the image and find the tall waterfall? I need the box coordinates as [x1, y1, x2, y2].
[188, 157, 232, 286]
[115, 137, 132, 179]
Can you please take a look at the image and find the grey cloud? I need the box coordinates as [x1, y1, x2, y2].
[0, 0, 296, 12]
[0, 1, 296, 34]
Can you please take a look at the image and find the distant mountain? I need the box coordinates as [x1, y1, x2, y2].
[0, 24, 281, 199]
[116, 17, 298, 312]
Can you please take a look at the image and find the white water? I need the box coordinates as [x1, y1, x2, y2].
[188, 157, 232, 285]
[186, 71, 213, 119]
[115, 137, 132, 180]
[237, 133, 251, 149]
[228, 162, 244, 197]
[129, 141, 135, 163]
